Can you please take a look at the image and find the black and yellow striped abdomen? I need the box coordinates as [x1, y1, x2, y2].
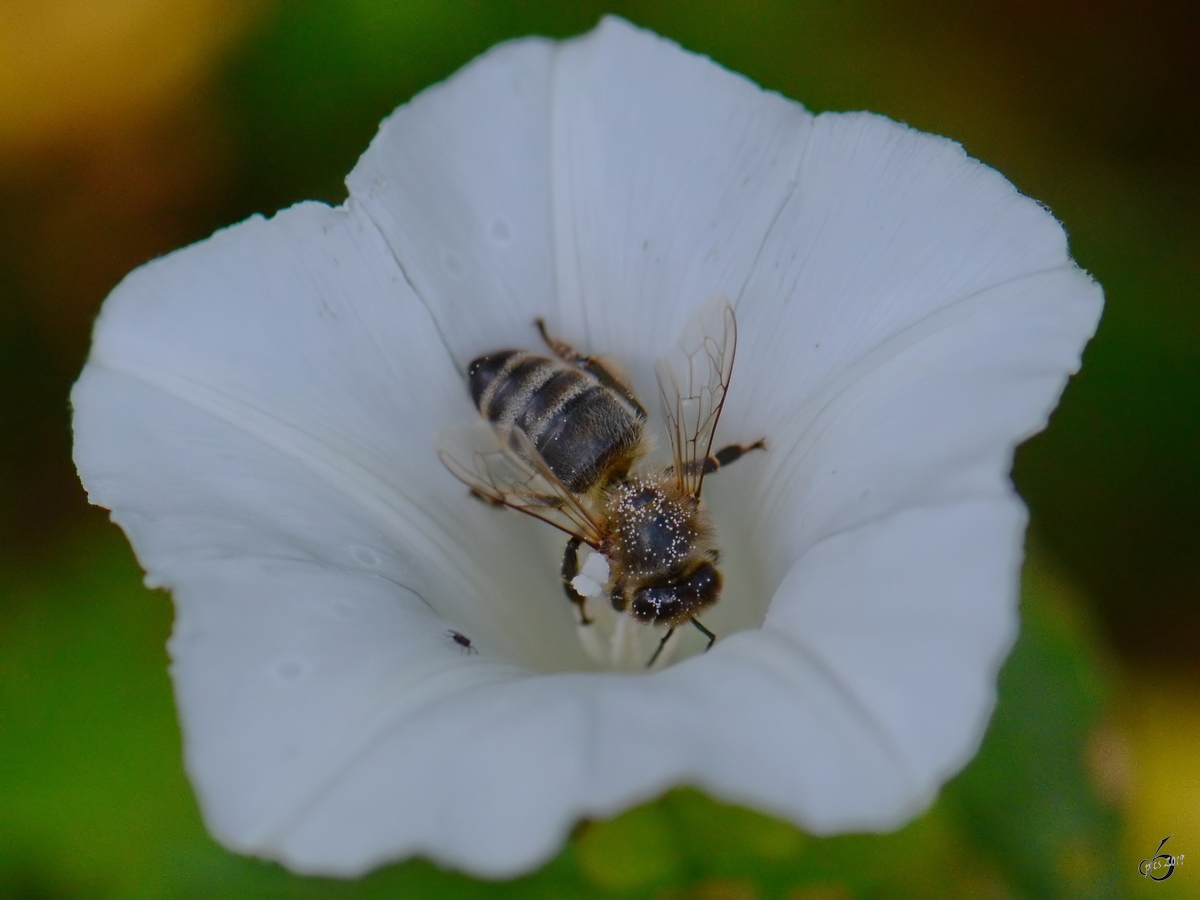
[468, 350, 647, 495]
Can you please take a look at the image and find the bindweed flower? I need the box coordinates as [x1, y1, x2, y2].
[72, 16, 1101, 879]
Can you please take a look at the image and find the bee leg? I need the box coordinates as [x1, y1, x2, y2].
[690, 617, 717, 651]
[534, 318, 647, 420]
[561, 535, 593, 625]
[647, 626, 677, 668]
[534, 318, 581, 363]
[700, 439, 767, 475]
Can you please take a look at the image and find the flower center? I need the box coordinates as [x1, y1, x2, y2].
[571, 548, 691, 671]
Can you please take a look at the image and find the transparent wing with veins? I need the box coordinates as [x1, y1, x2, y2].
[437, 420, 605, 546]
[654, 294, 737, 498]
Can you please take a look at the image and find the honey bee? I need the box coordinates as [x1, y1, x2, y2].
[439, 296, 763, 667]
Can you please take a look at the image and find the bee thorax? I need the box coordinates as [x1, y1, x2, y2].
[607, 479, 697, 576]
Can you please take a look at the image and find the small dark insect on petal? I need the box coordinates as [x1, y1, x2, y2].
[448, 630, 477, 654]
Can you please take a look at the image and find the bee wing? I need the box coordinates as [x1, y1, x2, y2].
[437, 420, 606, 546]
[654, 294, 738, 498]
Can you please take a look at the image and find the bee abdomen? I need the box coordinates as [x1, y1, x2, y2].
[468, 350, 643, 494]
[471, 352, 554, 420]
[534, 386, 642, 493]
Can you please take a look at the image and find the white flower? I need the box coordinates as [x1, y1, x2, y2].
[71, 16, 1101, 879]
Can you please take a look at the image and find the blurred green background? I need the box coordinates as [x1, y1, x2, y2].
[1, 1, 1197, 897]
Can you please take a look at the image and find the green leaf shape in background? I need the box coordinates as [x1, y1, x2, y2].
[944, 546, 1123, 899]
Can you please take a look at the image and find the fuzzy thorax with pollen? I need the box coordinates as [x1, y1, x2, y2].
[571, 474, 720, 670]
[604, 477, 705, 577]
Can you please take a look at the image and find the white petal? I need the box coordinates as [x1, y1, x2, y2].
[726, 269, 1103, 610]
[78, 200, 585, 670]
[71, 201, 594, 872]
[684, 113, 1101, 823]
[550, 17, 814, 393]
[732, 110, 1080, 422]
[242, 490, 1009, 874]
[348, 17, 815, 393]
[227, 488, 1021, 875]
[704, 113, 1101, 631]
[345, 36, 559, 364]
[748, 498, 1025, 827]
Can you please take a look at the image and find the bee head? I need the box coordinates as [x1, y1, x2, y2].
[629, 560, 721, 625]
[467, 351, 519, 408]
